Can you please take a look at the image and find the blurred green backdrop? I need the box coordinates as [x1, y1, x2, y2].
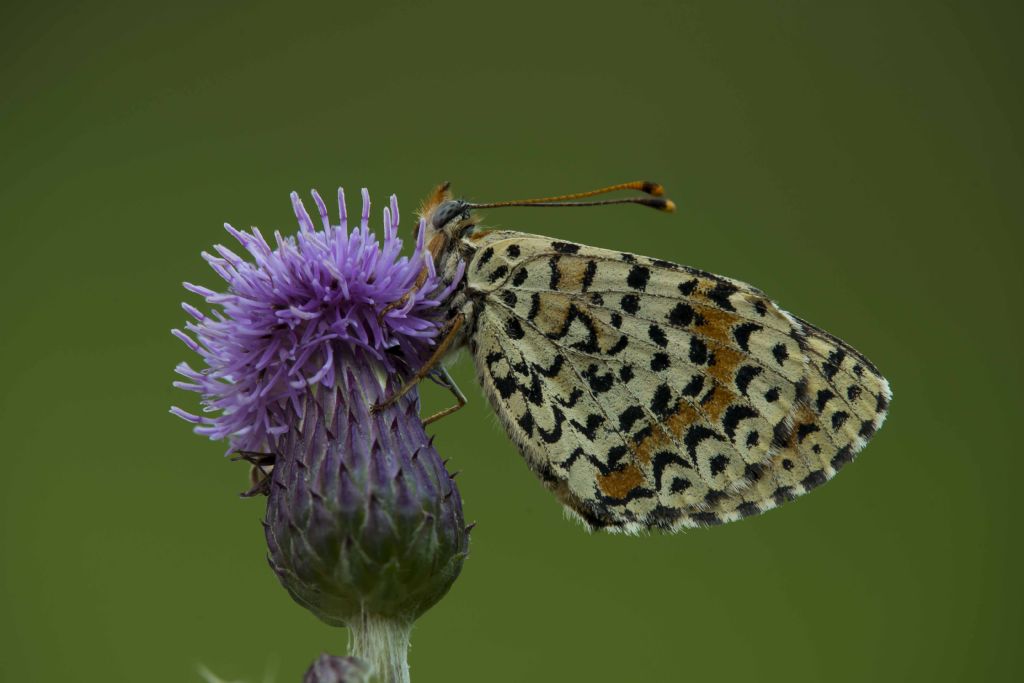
[2, 1, 1021, 681]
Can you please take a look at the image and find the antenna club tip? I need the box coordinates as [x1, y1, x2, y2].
[647, 197, 679, 210]
[641, 181, 665, 196]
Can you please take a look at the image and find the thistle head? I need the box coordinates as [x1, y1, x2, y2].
[171, 188, 470, 630]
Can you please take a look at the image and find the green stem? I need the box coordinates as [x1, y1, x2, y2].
[348, 613, 413, 683]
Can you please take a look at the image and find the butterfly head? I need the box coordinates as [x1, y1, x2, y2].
[416, 182, 480, 259]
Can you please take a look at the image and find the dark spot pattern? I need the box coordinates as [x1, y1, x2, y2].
[733, 323, 762, 352]
[707, 281, 738, 311]
[487, 265, 509, 283]
[710, 454, 729, 476]
[581, 260, 597, 291]
[667, 302, 696, 327]
[650, 384, 676, 417]
[476, 247, 494, 271]
[772, 343, 789, 366]
[620, 294, 640, 314]
[689, 337, 708, 364]
[648, 324, 668, 348]
[735, 365, 762, 396]
[677, 279, 698, 295]
[681, 374, 704, 397]
[627, 265, 650, 291]
[505, 318, 525, 340]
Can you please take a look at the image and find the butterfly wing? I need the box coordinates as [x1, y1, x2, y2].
[464, 231, 891, 532]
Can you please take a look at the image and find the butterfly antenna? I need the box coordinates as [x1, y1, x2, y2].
[466, 181, 675, 212]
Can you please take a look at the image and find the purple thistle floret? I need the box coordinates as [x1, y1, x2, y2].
[171, 188, 465, 452]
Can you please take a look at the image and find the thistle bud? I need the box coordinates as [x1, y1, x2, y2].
[264, 359, 468, 624]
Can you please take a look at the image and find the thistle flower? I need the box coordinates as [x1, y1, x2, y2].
[172, 188, 470, 683]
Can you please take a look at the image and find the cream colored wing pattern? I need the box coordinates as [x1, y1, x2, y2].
[462, 230, 891, 532]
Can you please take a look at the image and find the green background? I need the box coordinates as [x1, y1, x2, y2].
[2, 1, 1021, 681]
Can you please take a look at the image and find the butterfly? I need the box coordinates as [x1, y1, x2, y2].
[374, 181, 892, 533]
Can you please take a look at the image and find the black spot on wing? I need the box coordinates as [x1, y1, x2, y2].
[487, 265, 509, 283]
[582, 364, 615, 393]
[650, 384, 676, 418]
[505, 318, 525, 340]
[710, 454, 729, 476]
[581, 260, 597, 292]
[511, 267, 528, 286]
[527, 292, 541, 320]
[772, 486, 797, 505]
[796, 423, 820, 443]
[670, 478, 692, 494]
[648, 324, 668, 348]
[499, 290, 517, 307]
[684, 425, 722, 458]
[734, 365, 762, 396]
[677, 279, 698, 296]
[606, 334, 629, 356]
[570, 413, 605, 440]
[651, 353, 671, 371]
[475, 247, 494, 271]
[618, 405, 645, 432]
[706, 281, 738, 311]
[681, 374, 704, 397]
[733, 323, 762, 352]
[816, 389, 835, 413]
[651, 454, 692, 491]
[548, 256, 561, 290]
[801, 470, 827, 491]
[620, 294, 640, 314]
[667, 302, 696, 327]
[506, 244, 521, 258]
[556, 387, 584, 409]
[831, 445, 854, 468]
[823, 349, 846, 381]
[517, 411, 534, 437]
[627, 265, 650, 291]
[537, 406, 566, 444]
[722, 405, 758, 441]
[551, 241, 580, 254]
[737, 502, 761, 518]
[689, 337, 708, 364]
[772, 343, 789, 366]
[535, 354, 564, 378]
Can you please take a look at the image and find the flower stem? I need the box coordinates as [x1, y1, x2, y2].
[348, 612, 413, 683]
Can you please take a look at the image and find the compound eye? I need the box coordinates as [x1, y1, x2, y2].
[431, 200, 468, 229]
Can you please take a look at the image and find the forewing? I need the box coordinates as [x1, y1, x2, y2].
[465, 231, 890, 531]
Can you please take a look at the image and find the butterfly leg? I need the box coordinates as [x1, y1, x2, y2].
[371, 312, 465, 414]
[378, 265, 432, 321]
[422, 366, 468, 426]
[231, 450, 277, 498]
